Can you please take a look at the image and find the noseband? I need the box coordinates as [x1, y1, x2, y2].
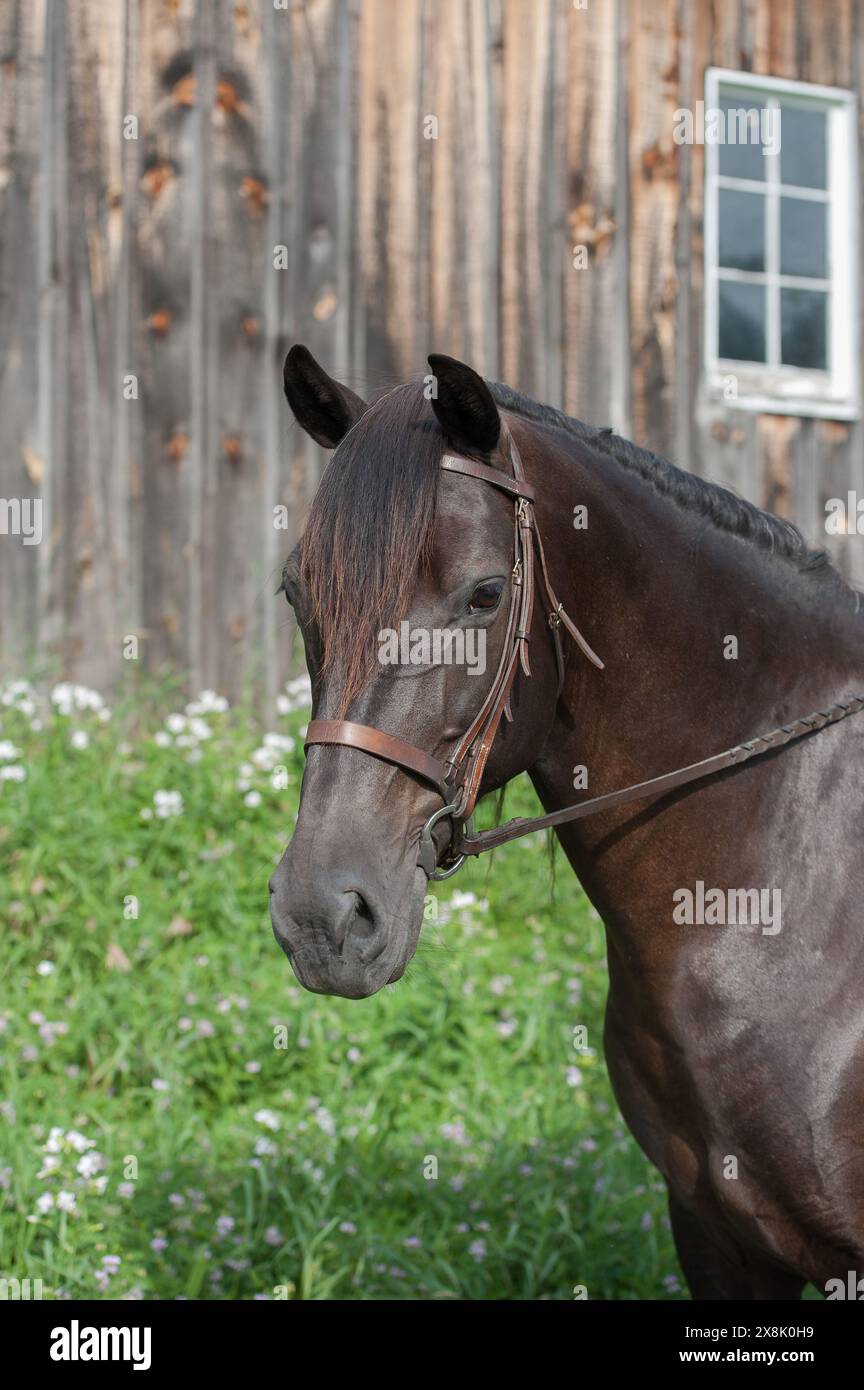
[304, 423, 864, 879]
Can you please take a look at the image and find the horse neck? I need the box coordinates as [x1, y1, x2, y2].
[527, 430, 863, 863]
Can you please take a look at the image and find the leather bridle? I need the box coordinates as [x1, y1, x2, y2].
[304, 422, 864, 880]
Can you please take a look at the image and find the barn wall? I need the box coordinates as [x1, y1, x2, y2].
[0, 0, 861, 700]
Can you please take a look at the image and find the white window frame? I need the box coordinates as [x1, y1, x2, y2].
[704, 67, 859, 420]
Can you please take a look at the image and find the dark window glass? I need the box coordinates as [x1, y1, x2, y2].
[717, 96, 766, 180]
[781, 289, 828, 368]
[780, 198, 827, 278]
[718, 189, 765, 271]
[779, 106, 827, 190]
[718, 281, 766, 362]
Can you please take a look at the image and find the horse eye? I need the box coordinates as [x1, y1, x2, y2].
[468, 580, 504, 613]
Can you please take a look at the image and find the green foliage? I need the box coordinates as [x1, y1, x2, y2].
[0, 678, 683, 1300]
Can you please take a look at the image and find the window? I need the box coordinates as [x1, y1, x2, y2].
[704, 68, 858, 418]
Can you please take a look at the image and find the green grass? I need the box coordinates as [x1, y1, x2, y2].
[0, 675, 683, 1300]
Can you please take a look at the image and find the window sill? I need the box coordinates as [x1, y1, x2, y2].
[705, 370, 860, 420]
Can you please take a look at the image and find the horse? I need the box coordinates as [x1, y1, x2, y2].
[270, 343, 864, 1300]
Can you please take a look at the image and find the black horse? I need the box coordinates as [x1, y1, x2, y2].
[271, 344, 864, 1299]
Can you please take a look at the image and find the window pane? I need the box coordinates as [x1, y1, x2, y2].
[718, 280, 766, 362]
[780, 197, 827, 278]
[781, 288, 827, 368]
[779, 106, 827, 190]
[718, 189, 765, 271]
[717, 96, 766, 180]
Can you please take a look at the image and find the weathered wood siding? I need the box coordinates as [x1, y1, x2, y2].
[0, 0, 861, 699]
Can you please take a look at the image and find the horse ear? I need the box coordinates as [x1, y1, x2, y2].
[427, 354, 501, 455]
[283, 344, 367, 449]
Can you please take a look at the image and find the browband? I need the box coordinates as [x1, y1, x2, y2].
[439, 453, 536, 500]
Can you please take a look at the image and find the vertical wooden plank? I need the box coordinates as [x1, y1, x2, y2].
[689, 0, 751, 497]
[563, 0, 628, 431]
[499, 0, 564, 404]
[816, 421, 860, 584]
[261, 0, 294, 702]
[697, 414, 761, 503]
[222, 0, 276, 704]
[467, 0, 502, 377]
[357, 0, 423, 382]
[187, 0, 217, 695]
[64, 0, 128, 688]
[209, 0, 286, 703]
[682, 0, 718, 485]
[290, 0, 357, 491]
[627, 0, 680, 458]
[759, 413, 801, 520]
[36, 0, 68, 669]
[0, 0, 45, 674]
[113, 0, 143, 661]
[800, 0, 853, 86]
[751, 0, 805, 80]
[791, 416, 820, 548]
[672, 0, 696, 472]
[135, 0, 199, 680]
[710, 0, 750, 70]
[421, 0, 501, 377]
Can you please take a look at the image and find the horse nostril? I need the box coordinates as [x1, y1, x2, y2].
[328, 890, 379, 953]
[348, 891, 377, 942]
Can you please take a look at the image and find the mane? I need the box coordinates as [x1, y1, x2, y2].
[489, 382, 854, 593]
[298, 383, 444, 712]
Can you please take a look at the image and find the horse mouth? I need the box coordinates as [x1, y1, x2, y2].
[272, 891, 425, 1000]
[280, 944, 411, 1000]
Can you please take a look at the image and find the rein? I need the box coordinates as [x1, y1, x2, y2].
[304, 424, 864, 879]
